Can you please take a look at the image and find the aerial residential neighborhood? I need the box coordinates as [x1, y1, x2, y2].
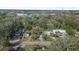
[0, 10, 79, 51]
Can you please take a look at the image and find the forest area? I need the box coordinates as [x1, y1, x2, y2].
[0, 10, 79, 51]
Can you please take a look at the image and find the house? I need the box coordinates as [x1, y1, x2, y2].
[52, 29, 67, 37]
[52, 29, 66, 34]
[42, 31, 51, 36]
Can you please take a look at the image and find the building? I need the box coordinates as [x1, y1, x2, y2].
[42, 31, 51, 36]
[52, 29, 67, 37]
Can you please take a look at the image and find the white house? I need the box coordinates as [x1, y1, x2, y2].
[42, 31, 51, 36]
[52, 29, 66, 34]
[52, 29, 67, 37]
